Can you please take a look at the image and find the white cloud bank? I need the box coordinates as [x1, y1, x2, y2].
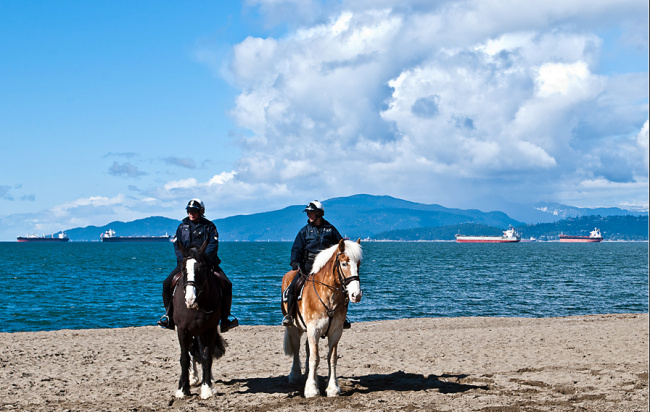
[218, 0, 649, 210]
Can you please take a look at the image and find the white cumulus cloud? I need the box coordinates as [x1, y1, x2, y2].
[220, 0, 648, 209]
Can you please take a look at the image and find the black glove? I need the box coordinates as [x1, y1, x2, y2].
[291, 261, 299, 271]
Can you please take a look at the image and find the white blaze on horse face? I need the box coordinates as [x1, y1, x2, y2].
[346, 260, 362, 303]
[184, 259, 198, 308]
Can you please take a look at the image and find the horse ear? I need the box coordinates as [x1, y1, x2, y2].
[338, 239, 346, 253]
[356, 238, 361, 244]
[199, 239, 209, 254]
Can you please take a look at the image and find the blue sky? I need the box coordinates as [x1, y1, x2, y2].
[1, 0, 648, 240]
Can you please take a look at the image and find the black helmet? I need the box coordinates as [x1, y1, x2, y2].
[186, 198, 205, 215]
[303, 200, 324, 216]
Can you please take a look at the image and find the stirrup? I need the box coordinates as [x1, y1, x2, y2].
[157, 315, 174, 330]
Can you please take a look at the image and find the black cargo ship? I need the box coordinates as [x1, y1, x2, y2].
[17, 233, 69, 242]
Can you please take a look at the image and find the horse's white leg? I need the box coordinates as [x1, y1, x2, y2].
[199, 341, 215, 399]
[303, 331, 320, 398]
[176, 332, 193, 399]
[284, 327, 303, 384]
[325, 328, 343, 397]
[189, 353, 200, 387]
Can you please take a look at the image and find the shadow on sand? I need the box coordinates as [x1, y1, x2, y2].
[220, 370, 488, 397]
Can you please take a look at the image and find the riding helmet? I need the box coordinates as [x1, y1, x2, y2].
[186, 198, 205, 215]
[303, 200, 324, 216]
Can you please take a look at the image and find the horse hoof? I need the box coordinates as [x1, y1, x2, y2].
[200, 383, 214, 399]
[304, 385, 320, 398]
[174, 389, 185, 399]
[326, 386, 341, 397]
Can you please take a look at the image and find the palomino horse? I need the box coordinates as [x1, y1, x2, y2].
[281, 239, 362, 397]
[172, 240, 226, 399]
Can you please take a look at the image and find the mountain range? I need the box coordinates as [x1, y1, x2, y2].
[59, 194, 647, 242]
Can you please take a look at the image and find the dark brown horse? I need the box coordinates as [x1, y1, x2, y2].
[281, 239, 362, 397]
[172, 240, 226, 399]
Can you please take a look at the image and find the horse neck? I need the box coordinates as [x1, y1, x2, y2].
[314, 255, 340, 287]
[197, 273, 217, 305]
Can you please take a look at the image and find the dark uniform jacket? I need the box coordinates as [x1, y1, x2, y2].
[290, 219, 343, 274]
[174, 216, 221, 268]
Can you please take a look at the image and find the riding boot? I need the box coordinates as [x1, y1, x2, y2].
[157, 290, 175, 330]
[343, 317, 352, 329]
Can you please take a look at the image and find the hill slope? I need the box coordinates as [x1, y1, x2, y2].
[63, 194, 524, 241]
[58, 195, 647, 242]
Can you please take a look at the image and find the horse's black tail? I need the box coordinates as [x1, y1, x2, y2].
[212, 333, 227, 359]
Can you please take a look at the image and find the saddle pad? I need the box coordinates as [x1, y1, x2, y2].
[282, 282, 305, 302]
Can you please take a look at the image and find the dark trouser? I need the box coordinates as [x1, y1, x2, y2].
[213, 266, 233, 325]
[162, 265, 181, 309]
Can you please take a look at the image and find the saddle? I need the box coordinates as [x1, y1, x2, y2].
[282, 270, 308, 303]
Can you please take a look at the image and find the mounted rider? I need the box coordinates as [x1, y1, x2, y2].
[157, 198, 238, 332]
[282, 200, 351, 328]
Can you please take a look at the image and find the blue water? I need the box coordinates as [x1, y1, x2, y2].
[1, 241, 647, 333]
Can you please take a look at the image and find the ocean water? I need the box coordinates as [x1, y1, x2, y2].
[0, 241, 647, 333]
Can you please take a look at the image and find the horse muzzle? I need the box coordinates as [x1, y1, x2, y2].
[349, 290, 362, 303]
[184, 286, 198, 308]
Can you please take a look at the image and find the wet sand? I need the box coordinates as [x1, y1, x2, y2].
[1, 313, 647, 411]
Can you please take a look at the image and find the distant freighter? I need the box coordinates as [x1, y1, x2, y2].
[455, 227, 521, 243]
[559, 228, 603, 243]
[100, 229, 171, 243]
[17, 233, 69, 242]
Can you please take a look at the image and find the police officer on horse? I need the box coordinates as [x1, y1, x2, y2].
[157, 198, 238, 332]
[282, 200, 351, 328]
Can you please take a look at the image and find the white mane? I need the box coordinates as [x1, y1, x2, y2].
[310, 240, 362, 275]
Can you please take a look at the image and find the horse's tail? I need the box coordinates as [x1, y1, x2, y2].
[213, 333, 227, 359]
[283, 328, 299, 356]
[283, 329, 293, 356]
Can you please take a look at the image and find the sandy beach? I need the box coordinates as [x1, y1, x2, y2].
[1, 313, 647, 411]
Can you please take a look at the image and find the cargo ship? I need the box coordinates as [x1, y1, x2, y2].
[559, 228, 603, 243]
[455, 227, 521, 243]
[100, 229, 171, 243]
[17, 232, 69, 242]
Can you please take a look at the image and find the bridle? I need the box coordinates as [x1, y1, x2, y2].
[182, 259, 208, 296]
[176, 258, 216, 314]
[309, 252, 360, 321]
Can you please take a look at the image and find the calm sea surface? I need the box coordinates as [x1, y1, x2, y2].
[1, 241, 647, 333]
